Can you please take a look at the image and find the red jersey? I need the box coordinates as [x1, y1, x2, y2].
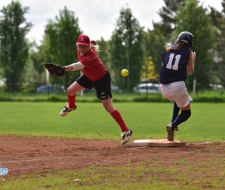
[77, 48, 107, 81]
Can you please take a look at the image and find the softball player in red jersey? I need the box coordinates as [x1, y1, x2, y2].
[159, 31, 196, 141]
[60, 34, 132, 144]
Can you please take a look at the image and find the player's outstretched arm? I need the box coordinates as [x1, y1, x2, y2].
[65, 62, 85, 71]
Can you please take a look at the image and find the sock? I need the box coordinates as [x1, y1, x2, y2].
[172, 102, 180, 122]
[68, 94, 76, 109]
[172, 110, 191, 128]
[111, 110, 129, 132]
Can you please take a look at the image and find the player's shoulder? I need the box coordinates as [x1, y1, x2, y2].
[172, 47, 190, 54]
[85, 48, 97, 57]
[180, 47, 191, 52]
[180, 48, 191, 56]
[82, 49, 99, 63]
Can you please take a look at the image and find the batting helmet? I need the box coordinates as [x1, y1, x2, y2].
[176, 31, 194, 48]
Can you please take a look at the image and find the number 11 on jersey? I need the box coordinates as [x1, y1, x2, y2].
[166, 53, 181, 70]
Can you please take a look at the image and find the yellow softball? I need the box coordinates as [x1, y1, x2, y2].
[121, 69, 129, 77]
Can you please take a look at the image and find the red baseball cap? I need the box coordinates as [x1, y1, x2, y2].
[76, 34, 90, 46]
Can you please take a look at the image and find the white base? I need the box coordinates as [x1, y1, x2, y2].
[124, 139, 186, 147]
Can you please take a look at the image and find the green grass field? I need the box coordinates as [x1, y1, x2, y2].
[1, 102, 225, 190]
[0, 102, 224, 142]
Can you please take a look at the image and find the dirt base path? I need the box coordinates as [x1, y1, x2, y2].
[0, 135, 225, 178]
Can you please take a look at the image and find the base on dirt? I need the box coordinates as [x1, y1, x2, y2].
[124, 139, 186, 147]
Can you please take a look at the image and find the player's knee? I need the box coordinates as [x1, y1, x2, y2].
[180, 110, 191, 121]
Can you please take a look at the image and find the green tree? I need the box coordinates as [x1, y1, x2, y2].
[208, 0, 225, 87]
[109, 6, 144, 91]
[153, 0, 185, 40]
[42, 6, 82, 88]
[0, 1, 32, 92]
[143, 26, 166, 76]
[219, 0, 225, 87]
[172, 0, 216, 90]
[97, 38, 110, 70]
[30, 44, 45, 87]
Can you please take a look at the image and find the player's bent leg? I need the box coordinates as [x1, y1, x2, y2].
[102, 98, 116, 113]
[180, 110, 191, 121]
[59, 82, 84, 116]
[102, 98, 133, 144]
[167, 109, 191, 141]
[172, 110, 191, 127]
[67, 81, 85, 96]
[172, 102, 180, 122]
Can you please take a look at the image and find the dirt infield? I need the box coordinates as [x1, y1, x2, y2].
[1, 135, 225, 178]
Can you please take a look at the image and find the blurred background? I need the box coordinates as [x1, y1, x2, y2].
[0, 0, 224, 96]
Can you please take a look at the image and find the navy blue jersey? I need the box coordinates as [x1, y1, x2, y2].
[160, 48, 191, 84]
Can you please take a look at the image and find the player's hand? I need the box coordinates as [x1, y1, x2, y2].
[44, 63, 65, 77]
[192, 52, 196, 60]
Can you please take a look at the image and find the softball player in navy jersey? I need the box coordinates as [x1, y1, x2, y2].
[159, 31, 196, 141]
[60, 34, 132, 144]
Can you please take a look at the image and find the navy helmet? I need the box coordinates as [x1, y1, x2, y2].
[176, 31, 194, 48]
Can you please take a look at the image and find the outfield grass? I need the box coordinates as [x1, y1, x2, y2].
[0, 102, 224, 142]
[1, 102, 225, 189]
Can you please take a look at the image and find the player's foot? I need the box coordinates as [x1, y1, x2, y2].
[166, 125, 175, 141]
[60, 105, 76, 116]
[121, 129, 133, 145]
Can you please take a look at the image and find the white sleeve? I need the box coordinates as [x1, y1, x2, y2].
[70, 62, 85, 71]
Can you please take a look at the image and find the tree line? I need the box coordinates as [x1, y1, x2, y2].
[0, 0, 224, 93]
